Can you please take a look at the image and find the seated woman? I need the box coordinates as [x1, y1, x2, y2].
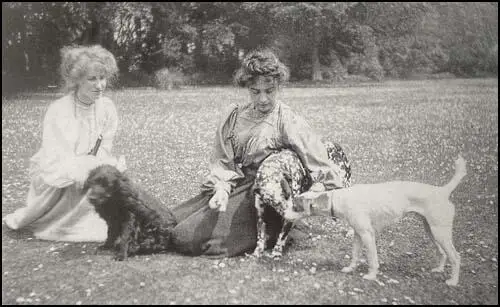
[170, 48, 344, 258]
[3, 45, 126, 242]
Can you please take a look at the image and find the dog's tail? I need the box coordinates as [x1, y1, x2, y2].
[442, 154, 467, 196]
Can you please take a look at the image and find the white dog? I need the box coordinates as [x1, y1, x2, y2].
[290, 155, 466, 286]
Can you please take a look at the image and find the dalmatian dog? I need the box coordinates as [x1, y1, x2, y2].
[252, 142, 351, 259]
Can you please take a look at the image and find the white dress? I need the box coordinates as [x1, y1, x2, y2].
[4, 93, 126, 242]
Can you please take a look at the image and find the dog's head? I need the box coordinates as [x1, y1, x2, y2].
[84, 164, 127, 207]
[291, 191, 333, 218]
[254, 150, 309, 212]
[254, 172, 295, 208]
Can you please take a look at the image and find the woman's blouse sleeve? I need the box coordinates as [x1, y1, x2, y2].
[201, 104, 245, 194]
[281, 109, 344, 190]
[96, 97, 119, 159]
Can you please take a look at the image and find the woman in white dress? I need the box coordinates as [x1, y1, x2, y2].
[4, 45, 126, 242]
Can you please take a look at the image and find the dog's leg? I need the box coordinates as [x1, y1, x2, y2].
[341, 232, 362, 274]
[252, 196, 267, 258]
[271, 221, 294, 260]
[358, 230, 379, 280]
[422, 218, 447, 273]
[429, 224, 461, 286]
[97, 225, 119, 254]
[114, 216, 134, 261]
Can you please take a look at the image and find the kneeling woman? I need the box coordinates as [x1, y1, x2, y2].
[4, 45, 126, 242]
[170, 49, 344, 257]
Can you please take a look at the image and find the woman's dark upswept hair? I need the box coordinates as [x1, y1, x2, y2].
[233, 48, 290, 87]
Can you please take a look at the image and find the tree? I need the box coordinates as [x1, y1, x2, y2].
[350, 2, 436, 78]
[430, 2, 498, 76]
[2, 2, 94, 91]
[184, 2, 242, 80]
[269, 2, 357, 81]
[3, 2, 497, 95]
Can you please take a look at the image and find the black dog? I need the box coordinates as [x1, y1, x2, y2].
[84, 164, 177, 261]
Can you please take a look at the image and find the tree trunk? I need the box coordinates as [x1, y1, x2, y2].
[311, 45, 322, 81]
[311, 19, 323, 81]
[194, 25, 207, 72]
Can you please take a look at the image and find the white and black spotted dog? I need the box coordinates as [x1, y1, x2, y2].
[252, 142, 351, 259]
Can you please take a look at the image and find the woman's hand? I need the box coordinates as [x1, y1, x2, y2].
[73, 155, 100, 189]
[116, 155, 127, 172]
[98, 155, 127, 172]
[209, 189, 229, 212]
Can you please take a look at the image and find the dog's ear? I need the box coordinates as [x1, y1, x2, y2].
[115, 171, 128, 190]
[116, 170, 138, 200]
[280, 177, 292, 200]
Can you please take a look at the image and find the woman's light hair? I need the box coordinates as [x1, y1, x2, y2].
[59, 45, 118, 93]
[233, 48, 290, 88]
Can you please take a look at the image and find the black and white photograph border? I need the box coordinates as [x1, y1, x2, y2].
[2, 2, 498, 305]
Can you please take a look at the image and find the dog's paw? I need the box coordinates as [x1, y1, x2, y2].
[362, 272, 378, 280]
[271, 250, 283, 260]
[245, 252, 257, 258]
[445, 278, 459, 286]
[261, 250, 276, 259]
[113, 253, 127, 261]
[251, 249, 264, 258]
[95, 244, 113, 255]
[431, 266, 445, 273]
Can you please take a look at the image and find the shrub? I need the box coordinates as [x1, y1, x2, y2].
[321, 51, 348, 82]
[347, 53, 384, 81]
[153, 68, 186, 90]
[115, 71, 154, 88]
[185, 71, 232, 86]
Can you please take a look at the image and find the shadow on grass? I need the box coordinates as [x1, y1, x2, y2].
[2, 223, 34, 240]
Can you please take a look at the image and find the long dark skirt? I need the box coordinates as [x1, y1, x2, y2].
[170, 176, 283, 258]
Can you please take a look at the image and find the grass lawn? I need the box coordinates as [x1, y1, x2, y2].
[2, 78, 498, 305]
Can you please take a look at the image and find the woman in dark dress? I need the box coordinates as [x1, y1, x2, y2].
[170, 49, 344, 258]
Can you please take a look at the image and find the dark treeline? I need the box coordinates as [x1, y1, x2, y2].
[2, 2, 498, 94]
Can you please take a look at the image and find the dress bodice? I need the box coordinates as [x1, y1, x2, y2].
[230, 103, 283, 170]
[74, 96, 99, 155]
